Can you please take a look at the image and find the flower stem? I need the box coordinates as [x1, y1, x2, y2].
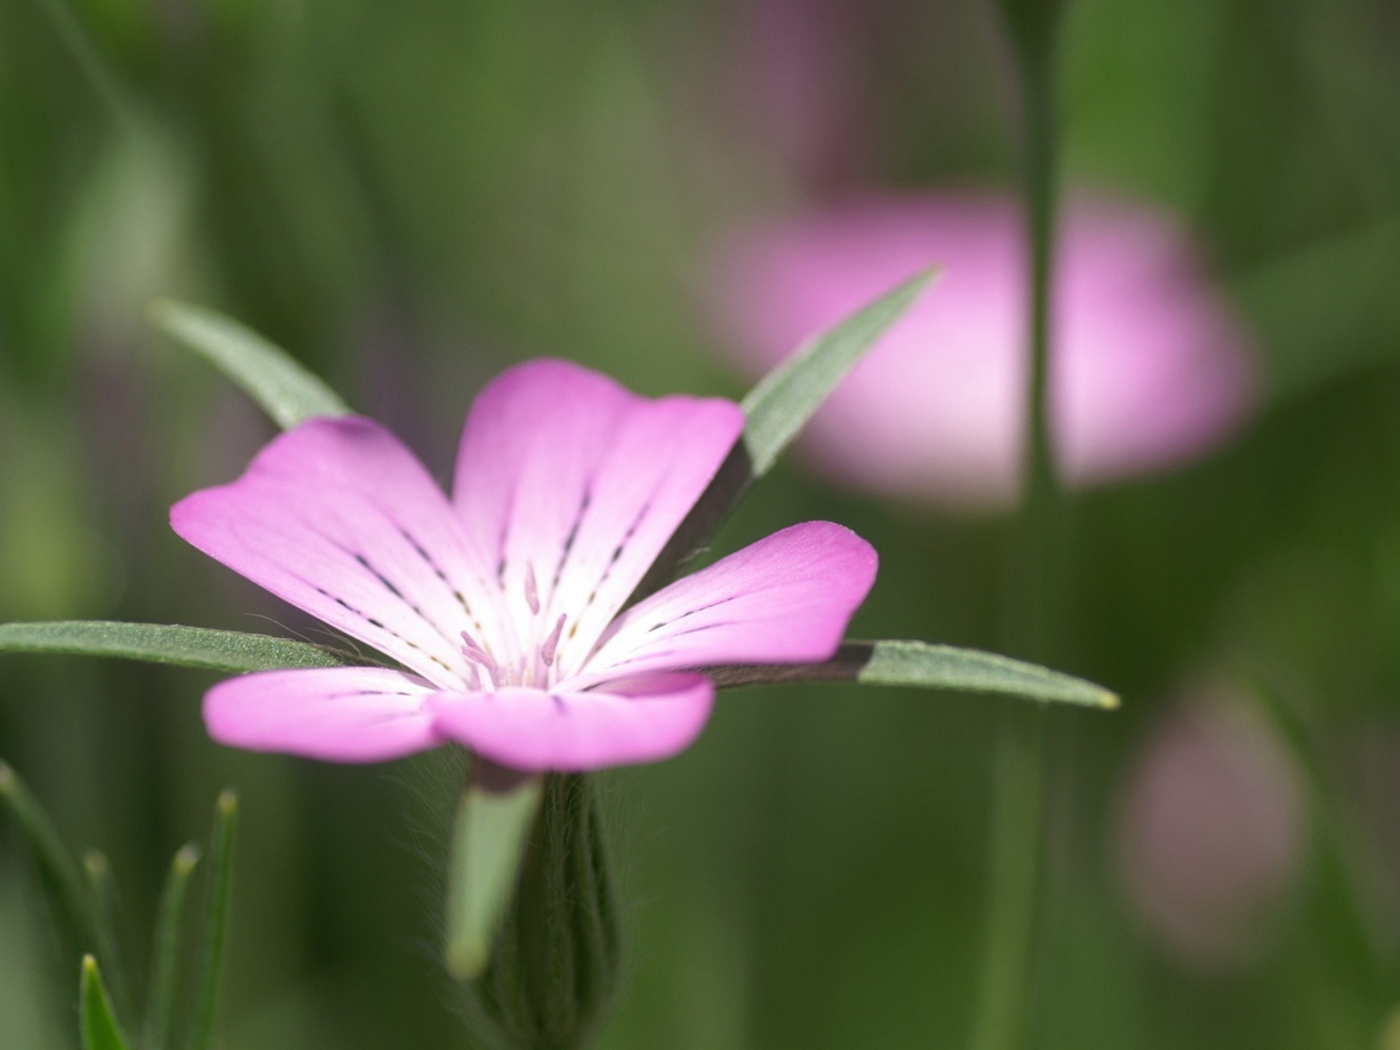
[27, 0, 138, 130]
[970, 5, 1067, 1050]
[970, 706, 1046, 1050]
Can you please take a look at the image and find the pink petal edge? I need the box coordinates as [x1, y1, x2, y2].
[172, 416, 500, 690]
[204, 667, 441, 763]
[576, 520, 877, 685]
[427, 672, 716, 772]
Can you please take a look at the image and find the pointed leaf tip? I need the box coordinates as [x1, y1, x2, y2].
[704, 640, 1117, 709]
[187, 790, 238, 1050]
[144, 841, 202, 1050]
[857, 641, 1117, 709]
[149, 299, 352, 430]
[0, 760, 97, 982]
[80, 955, 130, 1050]
[83, 851, 130, 1024]
[446, 936, 491, 983]
[740, 266, 939, 477]
[175, 843, 202, 873]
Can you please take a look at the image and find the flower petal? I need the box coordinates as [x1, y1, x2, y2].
[172, 417, 500, 688]
[576, 520, 877, 683]
[427, 672, 715, 772]
[204, 667, 441, 763]
[451, 359, 744, 672]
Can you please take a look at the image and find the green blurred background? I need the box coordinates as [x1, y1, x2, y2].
[4, 0, 1400, 1046]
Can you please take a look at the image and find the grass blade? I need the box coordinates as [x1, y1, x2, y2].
[144, 844, 200, 1050]
[703, 640, 1118, 709]
[740, 267, 937, 477]
[80, 955, 131, 1050]
[83, 852, 132, 1026]
[186, 792, 237, 1050]
[149, 299, 351, 430]
[0, 621, 364, 673]
[0, 761, 97, 976]
[29, 0, 139, 129]
[446, 772, 544, 981]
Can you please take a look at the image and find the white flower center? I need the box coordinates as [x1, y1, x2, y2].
[459, 562, 573, 691]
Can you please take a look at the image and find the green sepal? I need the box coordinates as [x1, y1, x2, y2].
[447, 771, 544, 982]
[466, 775, 621, 1050]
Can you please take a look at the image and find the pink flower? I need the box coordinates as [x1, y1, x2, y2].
[708, 192, 1258, 509]
[742, 0, 871, 188]
[171, 360, 877, 772]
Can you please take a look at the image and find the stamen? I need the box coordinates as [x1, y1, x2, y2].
[539, 614, 566, 667]
[524, 563, 541, 615]
[459, 630, 499, 676]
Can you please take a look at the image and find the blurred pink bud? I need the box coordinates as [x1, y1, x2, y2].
[707, 193, 1259, 510]
[1115, 692, 1306, 971]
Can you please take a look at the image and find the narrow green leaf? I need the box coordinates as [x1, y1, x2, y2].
[1231, 214, 1400, 403]
[0, 621, 364, 673]
[858, 642, 1117, 708]
[149, 299, 351, 430]
[144, 844, 200, 1050]
[83, 852, 132, 1026]
[704, 640, 1118, 709]
[740, 267, 938, 477]
[187, 792, 237, 1050]
[446, 773, 544, 982]
[80, 955, 131, 1050]
[0, 761, 97, 973]
[629, 270, 937, 604]
[1247, 671, 1388, 997]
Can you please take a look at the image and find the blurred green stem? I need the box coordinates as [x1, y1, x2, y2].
[970, 4, 1067, 1050]
[971, 707, 1045, 1050]
[83, 851, 132, 1025]
[27, 0, 137, 129]
[144, 844, 201, 1050]
[187, 792, 237, 1050]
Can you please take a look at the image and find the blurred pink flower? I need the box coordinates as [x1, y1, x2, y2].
[742, 0, 870, 188]
[707, 193, 1258, 509]
[1115, 692, 1306, 970]
[172, 359, 877, 772]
